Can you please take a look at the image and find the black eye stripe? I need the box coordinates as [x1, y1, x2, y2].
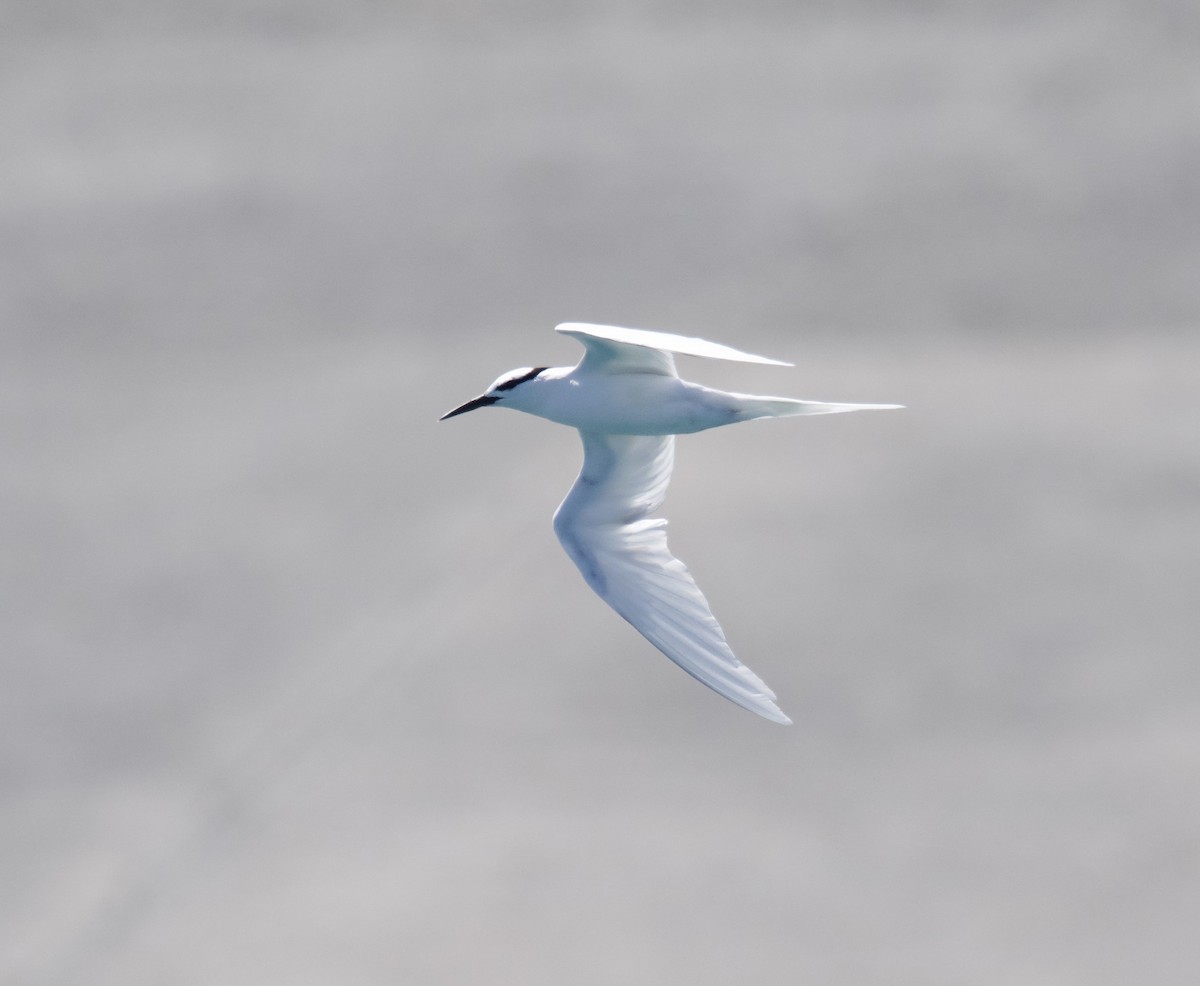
[494, 366, 548, 392]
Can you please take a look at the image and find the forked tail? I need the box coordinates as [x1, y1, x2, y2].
[733, 394, 904, 421]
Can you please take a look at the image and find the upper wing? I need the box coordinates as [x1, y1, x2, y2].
[552, 430, 792, 724]
[555, 323, 792, 378]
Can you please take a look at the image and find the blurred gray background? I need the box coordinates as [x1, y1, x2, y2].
[3, 1, 1199, 983]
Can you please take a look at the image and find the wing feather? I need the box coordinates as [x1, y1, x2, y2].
[556, 322, 792, 376]
[552, 430, 791, 724]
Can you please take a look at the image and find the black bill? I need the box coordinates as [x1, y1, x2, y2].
[439, 394, 499, 420]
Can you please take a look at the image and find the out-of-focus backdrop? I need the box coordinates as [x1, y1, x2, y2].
[4, 2, 1198, 983]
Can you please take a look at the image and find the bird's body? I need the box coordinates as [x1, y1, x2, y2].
[440, 323, 901, 724]
[487, 369, 742, 435]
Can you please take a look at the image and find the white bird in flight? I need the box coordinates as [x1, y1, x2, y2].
[440, 323, 902, 724]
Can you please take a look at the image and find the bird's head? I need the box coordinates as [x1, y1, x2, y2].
[439, 366, 550, 420]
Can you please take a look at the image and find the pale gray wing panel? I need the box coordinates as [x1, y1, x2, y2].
[555, 325, 678, 377]
[555, 322, 792, 369]
[553, 431, 791, 723]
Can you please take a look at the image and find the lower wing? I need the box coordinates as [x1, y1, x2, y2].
[552, 430, 791, 724]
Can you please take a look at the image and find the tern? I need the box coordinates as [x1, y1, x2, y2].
[440, 323, 902, 724]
